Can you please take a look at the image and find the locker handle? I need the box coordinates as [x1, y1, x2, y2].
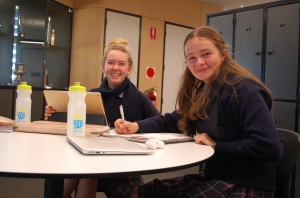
[267, 50, 274, 55]
[255, 51, 262, 55]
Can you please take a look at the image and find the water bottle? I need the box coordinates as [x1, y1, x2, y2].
[67, 82, 86, 136]
[15, 82, 32, 125]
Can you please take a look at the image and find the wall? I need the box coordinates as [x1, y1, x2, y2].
[70, 0, 222, 111]
[55, 0, 73, 8]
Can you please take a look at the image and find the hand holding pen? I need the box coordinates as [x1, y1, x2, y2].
[119, 105, 127, 133]
[114, 119, 139, 134]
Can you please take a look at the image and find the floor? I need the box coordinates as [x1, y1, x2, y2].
[1, 159, 300, 198]
[0, 166, 199, 198]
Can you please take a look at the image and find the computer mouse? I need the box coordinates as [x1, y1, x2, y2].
[145, 139, 165, 149]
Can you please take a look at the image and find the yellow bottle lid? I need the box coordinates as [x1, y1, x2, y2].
[69, 82, 86, 92]
[17, 81, 32, 90]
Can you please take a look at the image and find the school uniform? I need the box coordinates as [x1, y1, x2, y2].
[135, 76, 282, 197]
[90, 77, 160, 197]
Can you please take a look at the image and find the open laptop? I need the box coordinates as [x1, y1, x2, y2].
[67, 135, 154, 155]
[43, 90, 107, 125]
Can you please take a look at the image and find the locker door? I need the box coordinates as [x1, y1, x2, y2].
[265, 3, 300, 100]
[208, 14, 234, 53]
[273, 101, 296, 131]
[234, 9, 264, 80]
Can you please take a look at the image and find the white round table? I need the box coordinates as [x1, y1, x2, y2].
[0, 132, 214, 197]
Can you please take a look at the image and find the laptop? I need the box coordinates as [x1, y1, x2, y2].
[43, 90, 108, 125]
[67, 136, 154, 155]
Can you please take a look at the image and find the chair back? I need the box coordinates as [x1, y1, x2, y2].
[276, 128, 300, 198]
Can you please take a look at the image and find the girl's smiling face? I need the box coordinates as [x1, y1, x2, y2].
[185, 37, 226, 83]
[102, 49, 132, 89]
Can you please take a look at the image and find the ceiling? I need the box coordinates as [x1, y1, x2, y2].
[201, 0, 281, 10]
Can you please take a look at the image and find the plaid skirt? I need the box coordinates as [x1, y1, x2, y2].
[138, 172, 274, 198]
[97, 176, 144, 198]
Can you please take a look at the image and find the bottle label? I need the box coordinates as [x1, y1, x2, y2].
[17, 106, 26, 122]
[72, 112, 84, 132]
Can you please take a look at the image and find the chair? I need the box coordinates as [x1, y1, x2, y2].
[275, 128, 300, 198]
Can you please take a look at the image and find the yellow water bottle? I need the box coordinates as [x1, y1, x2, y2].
[15, 82, 32, 125]
[67, 82, 86, 136]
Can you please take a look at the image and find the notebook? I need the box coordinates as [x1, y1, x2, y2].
[67, 136, 154, 155]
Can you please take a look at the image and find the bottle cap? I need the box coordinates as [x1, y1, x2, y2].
[17, 81, 32, 90]
[69, 82, 86, 92]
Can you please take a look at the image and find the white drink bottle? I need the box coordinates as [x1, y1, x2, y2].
[67, 82, 86, 136]
[15, 82, 32, 125]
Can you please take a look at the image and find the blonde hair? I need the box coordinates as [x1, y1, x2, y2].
[176, 26, 273, 133]
[102, 38, 133, 67]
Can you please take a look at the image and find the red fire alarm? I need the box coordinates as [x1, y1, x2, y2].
[150, 27, 156, 40]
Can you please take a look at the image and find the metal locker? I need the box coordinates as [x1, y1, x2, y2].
[264, 3, 300, 100]
[234, 9, 264, 80]
[273, 101, 297, 131]
[208, 14, 234, 54]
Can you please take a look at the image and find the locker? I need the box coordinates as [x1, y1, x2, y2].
[234, 9, 264, 80]
[208, 14, 234, 54]
[264, 3, 300, 100]
[273, 101, 297, 131]
[207, 2, 300, 197]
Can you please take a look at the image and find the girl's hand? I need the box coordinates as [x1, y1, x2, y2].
[44, 106, 55, 120]
[194, 132, 216, 149]
[114, 119, 139, 134]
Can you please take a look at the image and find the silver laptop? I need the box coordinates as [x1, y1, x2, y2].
[67, 136, 154, 155]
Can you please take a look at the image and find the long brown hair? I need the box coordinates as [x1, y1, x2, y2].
[176, 26, 273, 133]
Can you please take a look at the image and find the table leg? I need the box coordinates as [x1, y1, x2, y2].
[44, 178, 64, 198]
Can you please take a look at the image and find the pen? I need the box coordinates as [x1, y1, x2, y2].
[119, 105, 127, 132]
